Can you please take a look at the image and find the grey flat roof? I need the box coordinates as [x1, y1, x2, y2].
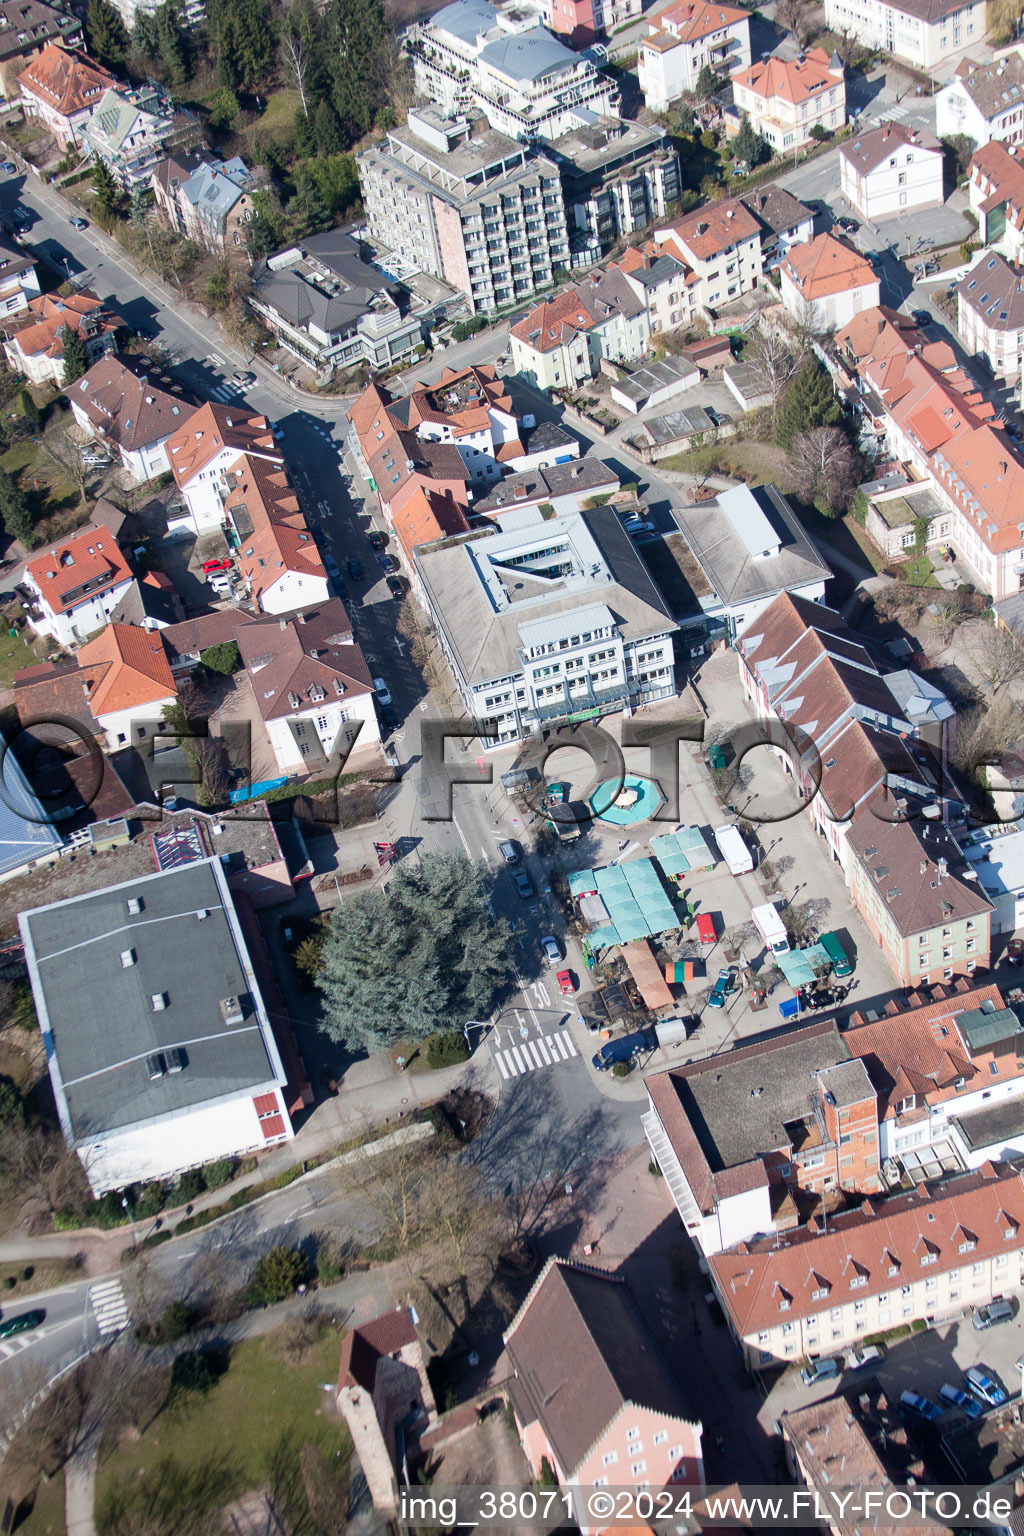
[951, 1095, 1024, 1152]
[818, 1057, 874, 1110]
[478, 26, 576, 81]
[674, 1026, 849, 1172]
[613, 355, 699, 404]
[642, 405, 722, 444]
[20, 858, 285, 1146]
[428, 0, 500, 42]
[672, 483, 829, 612]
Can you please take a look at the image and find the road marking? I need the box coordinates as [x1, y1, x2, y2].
[89, 1277, 129, 1336]
[494, 1031, 578, 1078]
[509, 1045, 529, 1072]
[495, 1053, 510, 1079]
[536, 1036, 552, 1064]
[207, 352, 226, 366]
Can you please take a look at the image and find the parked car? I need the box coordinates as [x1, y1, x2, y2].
[911, 309, 932, 327]
[939, 1384, 983, 1419]
[846, 1344, 883, 1371]
[9, 207, 29, 230]
[801, 1357, 840, 1388]
[201, 557, 232, 573]
[498, 840, 519, 865]
[541, 934, 562, 966]
[381, 704, 398, 732]
[837, 216, 858, 233]
[373, 676, 391, 707]
[513, 871, 534, 900]
[556, 969, 575, 995]
[965, 1367, 1007, 1408]
[380, 554, 399, 574]
[592, 1027, 655, 1071]
[0, 160, 17, 174]
[899, 1390, 943, 1422]
[68, 216, 88, 230]
[347, 557, 363, 579]
[973, 1298, 1015, 1330]
[0, 1308, 45, 1340]
[386, 576, 405, 599]
[232, 369, 256, 386]
[707, 968, 734, 1009]
[369, 531, 386, 550]
[1007, 939, 1024, 965]
[270, 422, 285, 441]
[324, 555, 341, 582]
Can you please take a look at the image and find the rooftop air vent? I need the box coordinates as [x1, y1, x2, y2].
[151, 991, 168, 1011]
[145, 1053, 166, 1079]
[165, 1047, 185, 1073]
[220, 995, 244, 1026]
[126, 896, 143, 915]
[120, 948, 136, 967]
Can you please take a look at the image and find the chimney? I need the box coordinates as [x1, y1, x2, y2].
[296, 611, 306, 623]
[1000, 461, 1008, 479]
[883, 127, 890, 140]
[938, 856, 948, 880]
[279, 617, 288, 630]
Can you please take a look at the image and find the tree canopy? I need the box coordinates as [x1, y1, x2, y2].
[86, 0, 129, 70]
[776, 356, 842, 448]
[60, 325, 90, 387]
[318, 850, 514, 1054]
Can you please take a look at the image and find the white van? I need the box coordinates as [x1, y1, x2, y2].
[751, 901, 790, 956]
[714, 823, 753, 876]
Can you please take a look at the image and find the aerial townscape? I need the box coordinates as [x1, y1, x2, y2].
[13, 0, 1024, 1527]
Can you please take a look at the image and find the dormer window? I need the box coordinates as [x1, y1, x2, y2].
[898, 1095, 914, 1113]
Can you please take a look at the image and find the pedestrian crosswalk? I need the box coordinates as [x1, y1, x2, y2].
[0, 1327, 44, 1360]
[208, 383, 243, 404]
[493, 1029, 579, 1079]
[89, 1277, 130, 1336]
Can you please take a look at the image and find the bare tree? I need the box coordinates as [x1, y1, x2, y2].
[37, 420, 89, 502]
[775, 0, 817, 46]
[970, 622, 1024, 694]
[931, 590, 973, 645]
[281, 27, 312, 117]
[786, 426, 857, 514]
[781, 897, 831, 946]
[747, 328, 804, 423]
[950, 697, 1024, 778]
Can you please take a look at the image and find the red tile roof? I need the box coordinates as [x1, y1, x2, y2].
[783, 232, 878, 302]
[661, 197, 761, 262]
[643, 0, 749, 45]
[337, 1306, 419, 1393]
[26, 525, 131, 615]
[77, 622, 176, 715]
[227, 453, 326, 604]
[390, 485, 470, 561]
[165, 401, 279, 486]
[732, 46, 841, 106]
[510, 287, 599, 352]
[710, 1160, 1024, 1340]
[19, 42, 114, 118]
[2, 289, 119, 360]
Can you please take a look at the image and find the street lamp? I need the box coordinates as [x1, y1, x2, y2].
[121, 1194, 138, 1248]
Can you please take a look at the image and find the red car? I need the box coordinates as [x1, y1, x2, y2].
[556, 969, 575, 996]
[202, 557, 232, 574]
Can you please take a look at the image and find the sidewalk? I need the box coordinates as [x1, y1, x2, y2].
[65, 1451, 97, 1536]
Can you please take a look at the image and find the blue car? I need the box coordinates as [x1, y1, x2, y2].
[592, 1028, 655, 1071]
[899, 1390, 943, 1423]
[707, 968, 734, 1010]
[939, 1384, 983, 1419]
[965, 1367, 1007, 1408]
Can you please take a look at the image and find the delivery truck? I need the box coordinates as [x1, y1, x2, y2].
[713, 823, 753, 876]
[752, 901, 790, 956]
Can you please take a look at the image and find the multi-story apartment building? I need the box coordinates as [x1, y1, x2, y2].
[937, 52, 1024, 150]
[780, 231, 880, 331]
[81, 82, 176, 190]
[654, 196, 762, 310]
[22, 524, 134, 647]
[175, 157, 258, 259]
[165, 402, 283, 536]
[968, 140, 1024, 262]
[644, 1021, 880, 1261]
[955, 250, 1024, 382]
[638, 0, 750, 111]
[408, 0, 618, 141]
[709, 1159, 1024, 1367]
[545, 116, 680, 263]
[248, 230, 420, 375]
[729, 47, 845, 152]
[414, 506, 677, 744]
[508, 262, 657, 388]
[543, 0, 640, 47]
[18, 40, 114, 146]
[358, 108, 569, 316]
[69, 353, 193, 483]
[824, 0, 984, 70]
[0, 0, 82, 102]
[840, 121, 944, 221]
[741, 184, 815, 267]
[736, 591, 953, 877]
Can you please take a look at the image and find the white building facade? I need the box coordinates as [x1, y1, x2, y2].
[840, 122, 945, 221]
[824, 0, 985, 70]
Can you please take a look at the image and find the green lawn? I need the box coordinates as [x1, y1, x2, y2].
[11, 1469, 65, 1535]
[900, 556, 940, 588]
[95, 1331, 350, 1530]
[257, 87, 300, 148]
[1, 437, 79, 525]
[0, 622, 41, 684]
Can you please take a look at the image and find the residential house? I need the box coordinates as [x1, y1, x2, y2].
[165, 402, 282, 536]
[644, 1021, 879, 1260]
[708, 1159, 1024, 1367]
[76, 621, 177, 751]
[149, 147, 203, 233]
[470, 458, 621, 522]
[248, 230, 420, 375]
[19, 858, 297, 1194]
[956, 249, 1024, 382]
[862, 474, 945, 561]
[780, 232, 880, 331]
[409, 0, 619, 140]
[637, 0, 751, 112]
[736, 591, 953, 874]
[613, 248, 697, 338]
[654, 197, 763, 311]
[824, 0, 984, 70]
[357, 108, 569, 316]
[160, 608, 253, 680]
[840, 121, 944, 221]
[545, 116, 680, 262]
[414, 507, 677, 744]
[82, 82, 176, 190]
[968, 140, 1024, 261]
[23, 523, 134, 647]
[176, 156, 258, 258]
[938, 53, 1024, 150]
[18, 40, 114, 146]
[225, 454, 331, 615]
[504, 1259, 704, 1529]
[0, 0, 81, 100]
[236, 599, 379, 775]
[1, 289, 121, 387]
[508, 266, 650, 389]
[741, 184, 814, 268]
[669, 483, 830, 643]
[847, 815, 992, 988]
[543, 0, 639, 47]
[336, 1309, 436, 1518]
[0, 229, 39, 317]
[844, 981, 1024, 1171]
[729, 47, 845, 153]
[69, 353, 194, 483]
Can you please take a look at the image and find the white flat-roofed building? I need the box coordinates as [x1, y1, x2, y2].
[414, 504, 677, 743]
[19, 858, 296, 1195]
